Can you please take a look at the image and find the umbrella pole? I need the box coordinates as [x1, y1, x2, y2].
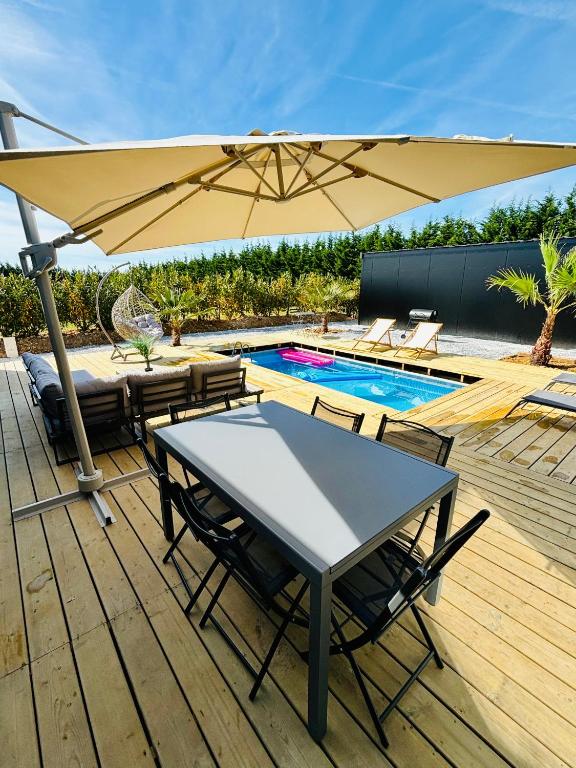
[0, 102, 146, 526]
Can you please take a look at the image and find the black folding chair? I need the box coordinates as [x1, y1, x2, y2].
[169, 393, 232, 424]
[330, 509, 490, 747]
[311, 395, 365, 433]
[375, 414, 455, 559]
[169, 479, 309, 700]
[136, 437, 238, 587]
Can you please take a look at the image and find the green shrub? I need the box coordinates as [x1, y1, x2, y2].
[0, 274, 45, 336]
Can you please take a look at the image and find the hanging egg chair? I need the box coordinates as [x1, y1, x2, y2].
[96, 263, 164, 362]
[111, 285, 164, 342]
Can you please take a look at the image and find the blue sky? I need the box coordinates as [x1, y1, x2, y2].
[1, 0, 575, 269]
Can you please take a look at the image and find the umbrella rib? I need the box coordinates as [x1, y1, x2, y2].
[283, 143, 358, 230]
[242, 150, 273, 239]
[107, 186, 203, 254]
[287, 144, 366, 198]
[284, 144, 313, 196]
[291, 141, 440, 202]
[274, 146, 285, 197]
[287, 172, 357, 199]
[71, 146, 264, 238]
[106, 155, 251, 254]
[233, 149, 280, 198]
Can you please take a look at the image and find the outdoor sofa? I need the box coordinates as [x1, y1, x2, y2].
[22, 353, 263, 462]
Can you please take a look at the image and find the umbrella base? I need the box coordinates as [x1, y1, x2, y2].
[11, 465, 149, 527]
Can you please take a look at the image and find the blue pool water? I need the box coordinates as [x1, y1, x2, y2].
[249, 347, 464, 410]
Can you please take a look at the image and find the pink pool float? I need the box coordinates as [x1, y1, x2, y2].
[278, 348, 334, 367]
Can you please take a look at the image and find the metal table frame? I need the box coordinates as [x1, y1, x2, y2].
[153, 404, 458, 742]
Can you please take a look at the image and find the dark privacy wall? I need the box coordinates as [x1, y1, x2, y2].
[359, 239, 576, 345]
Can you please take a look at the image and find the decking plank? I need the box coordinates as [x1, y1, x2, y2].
[3, 336, 576, 768]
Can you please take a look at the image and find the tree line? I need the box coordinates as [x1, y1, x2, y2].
[0, 187, 575, 338]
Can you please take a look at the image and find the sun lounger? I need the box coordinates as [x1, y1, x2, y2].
[506, 389, 576, 418]
[352, 318, 396, 350]
[394, 321, 442, 358]
[544, 372, 576, 388]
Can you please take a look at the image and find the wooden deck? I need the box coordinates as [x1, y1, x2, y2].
[2, 335, 576, 768]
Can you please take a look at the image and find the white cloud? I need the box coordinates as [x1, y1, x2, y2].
[480, 0, 576, 22]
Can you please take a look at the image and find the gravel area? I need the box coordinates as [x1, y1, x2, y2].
[166, 321, 576, 361]
[9, 320, 576, 362]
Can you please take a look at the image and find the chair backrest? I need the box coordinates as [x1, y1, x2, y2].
[361, 318, 395, 343]
[403, 322, 442, 348]
[57, 388, 125, 431]
[132, 376, 192, 417]
[169, 393, 232, 424]
[169, 479, 273, 603]
[367, 509, 490, 643]
[201, 368, 247, 399]
[311, 396, 365, 433]
[376, 414, 454, 466]
[136, 436, 165, 480]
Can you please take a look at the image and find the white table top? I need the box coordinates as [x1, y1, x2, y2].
[154, 401, 458, 576]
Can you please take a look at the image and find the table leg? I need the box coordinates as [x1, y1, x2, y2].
[155, 444, 174, 541]
[308, 578, 332, 741]
[426, 485, 456, 605]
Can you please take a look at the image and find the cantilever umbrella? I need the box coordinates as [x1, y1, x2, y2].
[1, 130, 576, 254]
[1, 120, 576, 524]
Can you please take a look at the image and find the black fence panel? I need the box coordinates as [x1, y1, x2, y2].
[359, 239, 576, 345]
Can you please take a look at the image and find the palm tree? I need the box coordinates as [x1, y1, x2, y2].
[486, 233, 576, 365]
[298, 276, 358, 333]
[152, 287, 205, 346]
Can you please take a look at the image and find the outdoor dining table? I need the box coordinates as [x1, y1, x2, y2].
[153, 400, 459, 742]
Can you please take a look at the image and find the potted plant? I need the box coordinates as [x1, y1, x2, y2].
[130, 335, 155, 371]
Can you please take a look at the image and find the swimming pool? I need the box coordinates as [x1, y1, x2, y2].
[249, 347, 464, 410]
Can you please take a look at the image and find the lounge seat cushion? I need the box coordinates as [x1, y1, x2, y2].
[75, 374, 130, 407]
[524, 390, 576, 412]
[243, 382, 263, 396]
[190, 355, 242, 393]
[38, 372, 130, 417]
[126, 365, 191, 389]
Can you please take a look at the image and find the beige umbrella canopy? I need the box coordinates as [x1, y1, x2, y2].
[0, 129, 575, 255]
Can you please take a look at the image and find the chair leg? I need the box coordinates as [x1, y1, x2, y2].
[199, 568, 232, 628]
[185, 556, 221, 614]
[331, 614, 389, 748]
[249, 580, 309, 701]
[162, 524, 188, 564]
[410, 604, 443, 669]
[505, 400, 523, 418]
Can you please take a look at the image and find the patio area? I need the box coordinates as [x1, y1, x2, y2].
[2, 332, 575, 768]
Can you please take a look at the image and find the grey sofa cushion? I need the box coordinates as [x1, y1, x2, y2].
[34, 369, 63, 416]
[21, 352, 36, 370]
[126, 365, 190, 389]
[71, 370, 96, 385]
[75, 374, 130, 411]
[190, 355, 241, 394]
[26, 355, 56, 381]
